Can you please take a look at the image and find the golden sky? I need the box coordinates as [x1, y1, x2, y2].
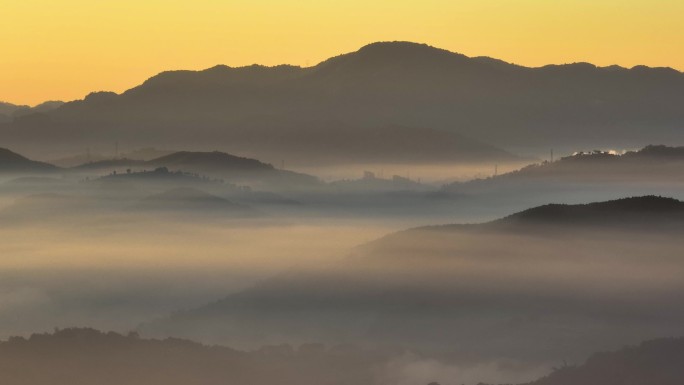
[2, 0, 683, 105]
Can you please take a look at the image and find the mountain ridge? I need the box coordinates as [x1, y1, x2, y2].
[4, 41, 683, 163]
[5, 41, 682, 109]
[443, 145, 684, 194]
[494, 195, 684, 227]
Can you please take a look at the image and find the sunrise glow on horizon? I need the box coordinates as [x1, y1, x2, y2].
[3, 0, 683, 105]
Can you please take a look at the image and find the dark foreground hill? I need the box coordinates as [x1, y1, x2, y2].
[142, 196, 684, 362]
[1, 328, 682, 385]
[0, 147, 59, 174]
[4, 41, 683, 162]
[516, 338, 684, 385]
[483, 195, 684, 231]
[0, 328, 388, 385]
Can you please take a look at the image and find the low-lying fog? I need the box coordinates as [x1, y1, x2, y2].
[3, 149, 684, 384]
[289, 161, 529, 184]
[0, 216, 395, 338]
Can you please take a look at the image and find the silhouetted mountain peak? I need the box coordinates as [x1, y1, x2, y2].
[315, 41, 473, 74]
[32, 100, 65, 111]
[356, 41, 461, 58]
[630, 64, 681, 75]
[604, 64, 628, 71]
[11, 41, 684, 159]
[83, 91, 119, 103]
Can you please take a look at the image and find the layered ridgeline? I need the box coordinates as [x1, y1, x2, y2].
[142, 196, 684, 363]
[447, 145, 684, 186]
[441, 145, 684, 213]
[4, 41, 684, 163]
[0, 148, 318, 223]
[0, 146, 320, 190]
[0, 101, 63, 123]
[1, 328, 681, 385]
[0, 147, 322, 226]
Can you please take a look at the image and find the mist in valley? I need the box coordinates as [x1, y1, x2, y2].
[2, 144, 684, 384]
[2, 24, 684, 384]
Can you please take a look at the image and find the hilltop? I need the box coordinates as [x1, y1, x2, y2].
[494, 195, 684, 226]
[0, 147, 60, 173]
[73, 150, 320, 190]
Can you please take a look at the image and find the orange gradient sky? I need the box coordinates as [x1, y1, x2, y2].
[2, 0, 683, 105]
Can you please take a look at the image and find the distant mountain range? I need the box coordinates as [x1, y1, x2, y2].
[142, 196, 684, 360]
[4, 41, 683, 164]
[0, 100, 64, 123]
